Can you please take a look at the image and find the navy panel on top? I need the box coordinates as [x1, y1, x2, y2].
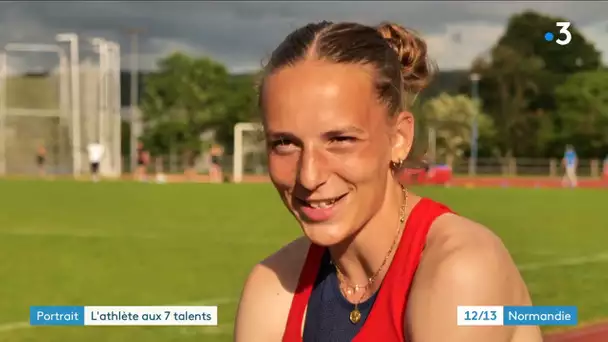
[302, 250, 379, 342]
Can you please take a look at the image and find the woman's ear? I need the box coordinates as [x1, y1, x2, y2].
[391, 111, 414, 163]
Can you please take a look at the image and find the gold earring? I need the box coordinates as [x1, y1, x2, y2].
[391, 158, 403, 169]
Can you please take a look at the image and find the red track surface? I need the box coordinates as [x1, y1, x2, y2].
[124, 171, 608, 189]
[544, 322, 608, 342]
[445, 176, 608, 189]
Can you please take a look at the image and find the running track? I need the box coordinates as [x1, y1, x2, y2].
[145, 174, 608, 189]
[443, 176, 608, 189]
[544, 322, 608, 342]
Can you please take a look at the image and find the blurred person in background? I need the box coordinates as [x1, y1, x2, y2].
[136, 141, 149, 182]
[235, 20, 541, 342]
[209, 143, 223, 183]
[422, 151, 433, 176]
[561, 144, 578, 188]
[87, 141, 104, 182]
[36, 144, 46, 177]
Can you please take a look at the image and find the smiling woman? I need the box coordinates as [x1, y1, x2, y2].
[234, 20, 543, 342]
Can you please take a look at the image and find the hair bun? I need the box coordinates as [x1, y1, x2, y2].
[376, 22, 435, 94]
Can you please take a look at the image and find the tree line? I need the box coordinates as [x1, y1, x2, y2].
[461, 11, 607, 160]
[132, 10, 608, 164]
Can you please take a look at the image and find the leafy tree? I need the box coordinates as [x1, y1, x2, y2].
[498, 11, 602, 75]
[210, 73, 260, 155]
[139, 53, 259, 163]
[470, 10, 604, 158]
[139, 52, 234, 158]
[421, 93, 495, 166]
[472, 45, 544, 157]
[555, 70, 608, 157]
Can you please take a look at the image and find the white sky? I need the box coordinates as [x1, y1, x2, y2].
[1, 2, 607, 73]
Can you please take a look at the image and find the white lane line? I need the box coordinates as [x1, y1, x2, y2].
[518, 253, 608, 271]
[0, 322, 29, 333]
[0, 230, 285, 245]
[2, 252, 608, 334]
[0, 229, 159, 240]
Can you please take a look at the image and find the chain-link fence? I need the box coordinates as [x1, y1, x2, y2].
[0, 38, 121, 177]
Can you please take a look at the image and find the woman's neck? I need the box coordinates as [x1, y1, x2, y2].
[328, 181, 413, 288]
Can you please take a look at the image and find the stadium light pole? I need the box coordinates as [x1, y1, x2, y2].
[107, 41, 122, 176]
[91, 38, 107, 140]
[56, 33, 82, 177]
[469, 73, 481, 176]
[91, 38, 110, 174]
[127, 28, 143, 175]
[0, 52, 6, 175]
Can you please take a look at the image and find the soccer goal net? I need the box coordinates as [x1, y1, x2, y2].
[232, 122, 267, 183]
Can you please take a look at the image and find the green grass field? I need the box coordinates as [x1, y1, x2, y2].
[0, 180, 606, 341]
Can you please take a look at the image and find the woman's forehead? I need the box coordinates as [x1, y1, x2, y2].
[265, 59, 375, 92]
[262, 61, 385, 127]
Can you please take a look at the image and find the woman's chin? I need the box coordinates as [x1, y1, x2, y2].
[300, 222, 350, 247]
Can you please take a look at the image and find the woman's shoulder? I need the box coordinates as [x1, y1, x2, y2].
[234, 237, 311, 341]
[405, 213, 536, 341]
[420, 212, 522, 291]
[254, 236, 312, 288]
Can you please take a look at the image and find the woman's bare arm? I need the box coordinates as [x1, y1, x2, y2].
[234, 238, 310, 342]
[407, 215, 542, 342]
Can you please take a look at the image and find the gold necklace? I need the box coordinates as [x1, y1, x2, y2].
[333, 185, 408, 324]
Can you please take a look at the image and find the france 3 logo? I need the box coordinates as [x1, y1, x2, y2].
[544, 22, 572, 46]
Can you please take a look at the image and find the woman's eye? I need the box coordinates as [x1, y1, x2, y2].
[270, 138, 297, 153]
[330, 136, 357, 143]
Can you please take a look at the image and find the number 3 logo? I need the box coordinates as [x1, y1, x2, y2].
[556, 22, 572, 46]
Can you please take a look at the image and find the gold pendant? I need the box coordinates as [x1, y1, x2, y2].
[349, 308, 361, 324]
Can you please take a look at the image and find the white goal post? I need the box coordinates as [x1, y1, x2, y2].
[232, 122, 263, 183]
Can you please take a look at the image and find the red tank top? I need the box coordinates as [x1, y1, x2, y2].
[282, 197, 453, 342]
